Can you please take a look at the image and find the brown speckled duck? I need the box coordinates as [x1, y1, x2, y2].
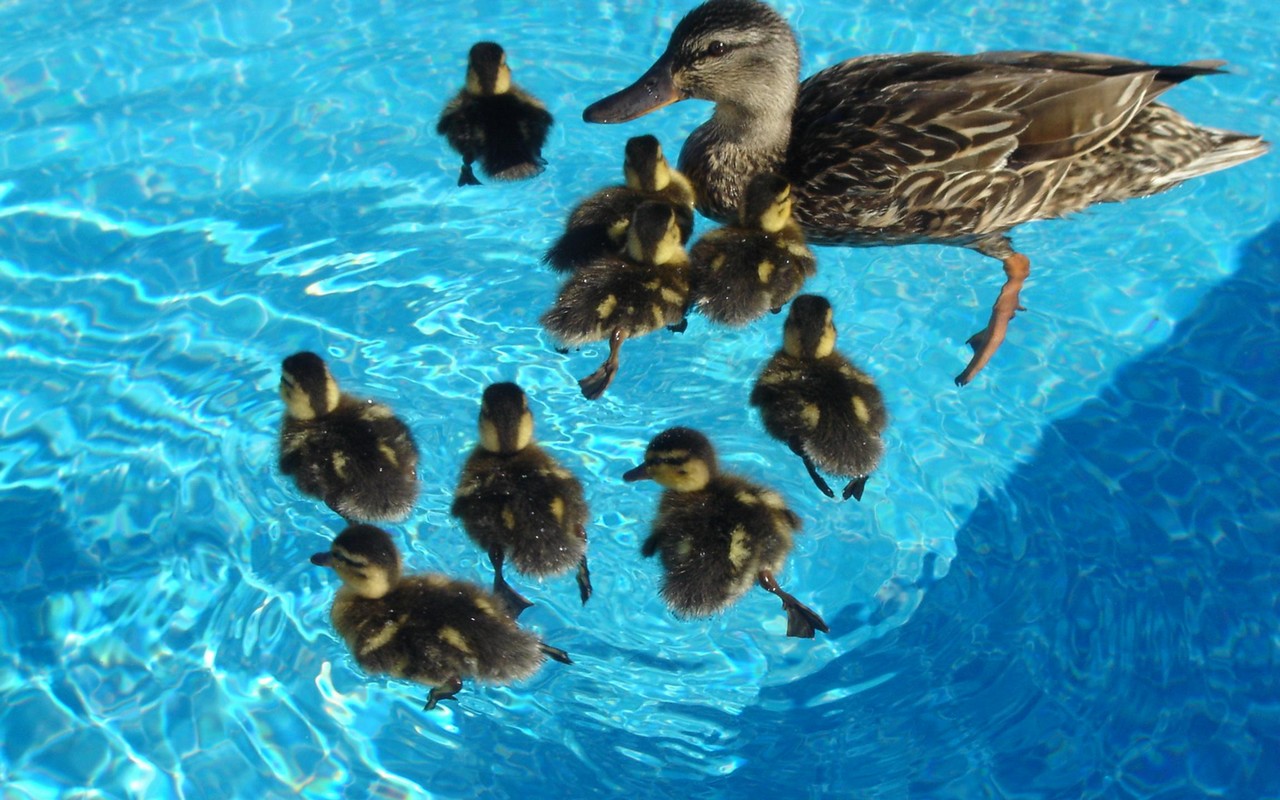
[437, 42, 553, 186]
[584, 0, 1269, 385]
[690, 171, 816, 326]
[311, 524, 572, 710]
[543, 134, 696, 273]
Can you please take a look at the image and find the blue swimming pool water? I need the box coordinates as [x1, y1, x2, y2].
[1, 0, 1276, 797]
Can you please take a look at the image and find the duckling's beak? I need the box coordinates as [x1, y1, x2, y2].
[584, 52, 680, 123]
[623, 463, 653, 482]
[310, 551, 333, 567]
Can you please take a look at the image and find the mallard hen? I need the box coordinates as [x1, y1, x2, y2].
[584, 0, 1269, 385]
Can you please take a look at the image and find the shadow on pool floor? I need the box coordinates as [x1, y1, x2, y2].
[714, 218, 1280, 797]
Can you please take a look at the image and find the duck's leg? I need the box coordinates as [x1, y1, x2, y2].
[424, 676, 463, 710]
[574, 524, 593, 604]
[457, 161, 481, 187]
[488, 545, 534, 618]
[842, 475, 869, 502]
[578, 329, 627, 400]
[758, 570, 829, 638]
[955, 249, 1030, 386]
[787, 438, 834, 499]
[666, 317, 688, 334]
[540, 643, 573, 665]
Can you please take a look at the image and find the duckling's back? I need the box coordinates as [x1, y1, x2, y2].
[279, 396, 419, 522]
[690, 224, 816, 326]
[541, 259, 689, 346]
[333, 576, 546, 685]
[646, 475, 798, 617]
[452, 446, 588, 576]
[438, 92, 552, 181]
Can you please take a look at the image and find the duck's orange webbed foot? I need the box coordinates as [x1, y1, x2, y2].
[955, 253, 1030, 386]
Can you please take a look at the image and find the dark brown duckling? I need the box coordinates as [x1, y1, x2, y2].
[310, 524, 572, 710]
[624, 426, 828, 638]
[437, 42, 553, 186]
[750, 295, 888, 501]
[543, 134, 696, 273]
[690, 171, 816, 326]
[541, 202, 691, 400]
[278, 351, 419, 522]
[451, 382, 592, 617]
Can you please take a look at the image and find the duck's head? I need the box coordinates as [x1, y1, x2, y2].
[626, 202, 686, 266]
[583, 0, 799, 124]
[478, 382, 534, 455]
[280, 351, 340, 420]
[740, 172, 793, 231]
[623, 135, 676, 192]
[624, 426, 718, 492]
[465, 41, 512, 97]
[783, 294, 837, 358]
[311, 524, 402, 599]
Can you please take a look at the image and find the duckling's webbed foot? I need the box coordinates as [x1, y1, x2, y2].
[955, 253, 1030, 386]
[842, 475, 868, 502]
[424, 676, 463, 710]
[788, 438, 834, 498]
[489, 546, 534, 618]
[458, 163, 481, 187]
[758, 570, 829, 639]
[666, 317, 688, 334]
[578, 329, 627, 400]
[540, 643, 573, 665]
[575, 551, 593, 605]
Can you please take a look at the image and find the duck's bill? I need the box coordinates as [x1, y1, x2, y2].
[622, 464, 653, 482]
[310, 551, 333, 566]
[583, 54, 680, 123]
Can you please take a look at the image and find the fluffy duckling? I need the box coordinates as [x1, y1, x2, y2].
[690, 172, 816, 326]
[278, 351, 420, 522]
[541, 202, 691, 400]
[437, 42, 553, 186]
[750, 295, 888, 501]
[543, 135, 696, 273]
[451, 382, 592, 617]
[624, 427, 828, 638]
[311, 524, 572, 710]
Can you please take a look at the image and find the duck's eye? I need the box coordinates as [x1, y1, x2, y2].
[699, 41, 728, 60]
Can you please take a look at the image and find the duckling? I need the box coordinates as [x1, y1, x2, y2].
[689, 171, 816, 326]
[437, 42, 553, 186]
[451, 382, 592, 617]
[585, 0, 1268, 384]
[541, 202, 690, 400]
[278, 351, 419, 522]
[543, 135, 696, 273]
[310, 524, 572, 710]
[750, 295, 888, 501]
[624, 426, 828, 638]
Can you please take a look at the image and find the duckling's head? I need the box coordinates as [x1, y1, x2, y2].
[310, 524, 402, 599]
[280, 351, 340, 420]
[625, 202, 685, 266]
[478, 382, 534, 455]
[783, 294, 837, 358]
[583, 0, 799, 124]
[623, 135, 674, 192]
[465, 41, 512, 97]
[624, 426, 718, 492]
[740, 172, 793, 232]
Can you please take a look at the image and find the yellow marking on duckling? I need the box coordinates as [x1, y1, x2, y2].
[736, 491, 760, 506]
[549, 496, 565, 523]
[425, 574, 450, 588]
[597, 295, 618, 319]
[359, 615, 408, 656]
[502, 507, 517, 530]
[853, 396, 871, 424]
[759, 491, 788, 511]
[378, 443, 399, 467]
[642, 278, 661, 290]
[472, 595, 500, 617]
[551, 466, 573, 480]
[728, 526, 750, 569]
[675, 536, 693, 559]
[607, 218, 630, 241]
[650, 304, 666, 327]
[758, 260, 775, 283]
[660, 287, 684, 305]
[784, 240, 812, 258]
[801, 403, 821, 430]
[439, 626, 473, 655]
[361, 403, 394, 420]
[331, 451, 349, 480]
[710, 254, 726, 271]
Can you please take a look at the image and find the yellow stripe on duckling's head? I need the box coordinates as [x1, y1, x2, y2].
[478, 382, 534, 454]
[782, 294, 837, 359]
[465, 41, 511, 96]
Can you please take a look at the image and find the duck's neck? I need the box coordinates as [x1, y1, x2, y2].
[680, 97, 795, 224]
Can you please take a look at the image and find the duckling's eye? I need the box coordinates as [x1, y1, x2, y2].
[702, 41, 728, 60]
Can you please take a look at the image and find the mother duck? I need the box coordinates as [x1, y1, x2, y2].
[583, 0, 1268, 385]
